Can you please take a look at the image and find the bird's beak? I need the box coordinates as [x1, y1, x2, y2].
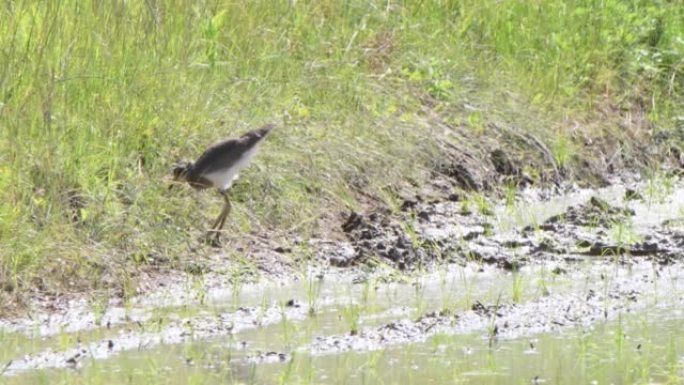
[168, 177, 179, 191]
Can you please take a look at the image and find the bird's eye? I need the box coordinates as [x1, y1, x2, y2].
[172, 166, 184, 177]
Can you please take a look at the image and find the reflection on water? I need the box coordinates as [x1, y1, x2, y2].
[5, 306, 683, 385]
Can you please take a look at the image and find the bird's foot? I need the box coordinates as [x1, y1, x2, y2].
[203, 231, 223, 248]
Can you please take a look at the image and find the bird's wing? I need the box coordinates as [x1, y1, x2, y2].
[192, 138, 250, 176]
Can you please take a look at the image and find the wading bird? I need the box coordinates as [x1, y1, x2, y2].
[170, 124, 274, 244]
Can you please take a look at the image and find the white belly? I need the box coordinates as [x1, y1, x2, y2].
[203, 146, 259, 191]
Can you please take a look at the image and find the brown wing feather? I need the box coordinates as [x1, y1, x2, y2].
[189, 124, 274, 178]
[191, 137, 250, 177]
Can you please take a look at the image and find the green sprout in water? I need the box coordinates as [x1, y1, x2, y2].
[341, 303, 361, 336]
[511, 273, 525, 303]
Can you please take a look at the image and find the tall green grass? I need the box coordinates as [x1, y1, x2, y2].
[1, 0, 682, 302]
[460, 1, 683, 113]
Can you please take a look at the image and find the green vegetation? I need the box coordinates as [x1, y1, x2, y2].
[1, 0, 683, 303]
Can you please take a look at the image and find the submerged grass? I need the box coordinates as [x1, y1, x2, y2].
[8, 308, 679, 385]
[1, 0, 683, 305]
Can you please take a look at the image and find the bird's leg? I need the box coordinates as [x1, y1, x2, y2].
[214, 192, 232, 238]
[209, 204, 225, 232]
[206, 192, 231, 243]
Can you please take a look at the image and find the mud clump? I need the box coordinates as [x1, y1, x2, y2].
[541, 196, 635, 228]
[246, 351, 289, 364]
[490, 149, 517, 176]
[334, 186, 684, 274]
[339, 211, 438, 270]
[514, 195, 684, 264]
[437, 162, 481, 191]
[465, 247, 527, 271]
[587, 229, 684, 263]
[624, 188, 643, 201]
[341, 211, 365, 234]
[489, 149, 533, 187]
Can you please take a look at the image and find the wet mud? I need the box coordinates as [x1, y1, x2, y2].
[332, 179, 684, 271]
[310, 260, 683, 354]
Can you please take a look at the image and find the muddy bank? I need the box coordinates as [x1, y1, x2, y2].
[4, 177, 684, 376]
[327, 179, 684, 270]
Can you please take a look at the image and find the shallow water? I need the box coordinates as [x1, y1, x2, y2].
[5, 299, 683, 385]
[243, 310, 684, 385]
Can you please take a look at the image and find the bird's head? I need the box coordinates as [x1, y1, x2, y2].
[169, 161, 193, 190]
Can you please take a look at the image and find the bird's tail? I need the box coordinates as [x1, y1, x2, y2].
[256, 123, 275, 137]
